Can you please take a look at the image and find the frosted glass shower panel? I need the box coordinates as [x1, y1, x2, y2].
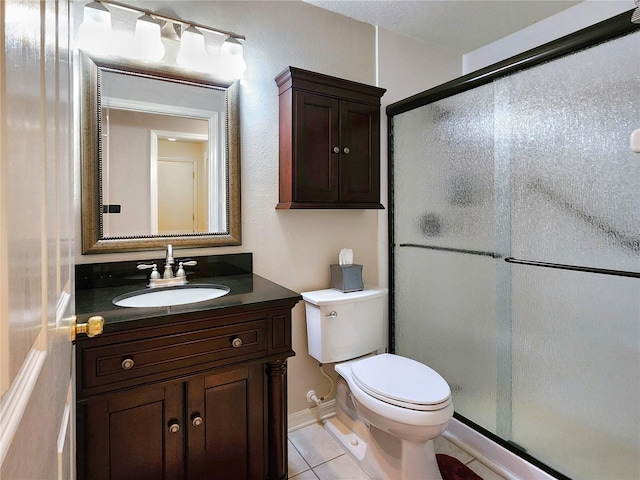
[505, 31, 640, 271]
[511, 266, 640, 480]
[394, 248, 499, 432]
[391, 23, 640, 480]
[393, 84, 496, 253]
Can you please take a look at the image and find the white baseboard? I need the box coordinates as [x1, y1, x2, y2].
[444, 418, 555, 480]
[289, 402, 555, 480]
[288, 399, 336, 432]
[0, 349, 47, 465]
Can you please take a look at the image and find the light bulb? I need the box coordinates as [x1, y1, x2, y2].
[133, 13, 165, 61]
[220, 37, 247, 80]
[77, 1, 113, 55]
[177, 25, 211, 71]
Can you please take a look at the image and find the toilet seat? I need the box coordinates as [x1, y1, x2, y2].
[350, 354, 451, 411]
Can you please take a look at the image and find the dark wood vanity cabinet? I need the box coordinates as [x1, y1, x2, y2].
[275, 66, 386, 209]
[76, 303, 296, 480]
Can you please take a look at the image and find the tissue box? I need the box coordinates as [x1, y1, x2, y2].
[330, 264, 363, 292]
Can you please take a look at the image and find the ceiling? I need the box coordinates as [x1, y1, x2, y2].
[304, 0, 582, 54]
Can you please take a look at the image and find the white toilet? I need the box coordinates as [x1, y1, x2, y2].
[301, 287, 453, 480]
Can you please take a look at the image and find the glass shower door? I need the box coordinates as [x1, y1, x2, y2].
[500, 30, 640, 480]
[393, 82, 508, 434]
[391, 28, 640, 480]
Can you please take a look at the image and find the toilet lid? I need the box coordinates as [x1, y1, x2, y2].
[351, 354, 451, 411]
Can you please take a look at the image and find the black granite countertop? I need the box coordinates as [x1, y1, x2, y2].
[75, 253, 302, 334]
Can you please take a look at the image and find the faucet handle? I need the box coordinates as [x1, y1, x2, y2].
[176, 262, 185, 278]
[137, 263, 155, 269]
[137, 263, 160, 279]
[175, 260, 197, 279]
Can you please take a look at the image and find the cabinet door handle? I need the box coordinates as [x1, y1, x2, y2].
[231, 336, 243, 348]
[168, 421, 180, 434]
[121, 358, 134, 370]
[343, 147, 350, 154]
[191, 414, 203, 427]
[333, 146, 340, 154]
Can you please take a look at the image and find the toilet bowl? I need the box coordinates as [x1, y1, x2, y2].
[328, 354, 453, 480]
[301, 288, 454, 480]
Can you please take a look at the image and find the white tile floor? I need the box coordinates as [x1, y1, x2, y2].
[288, 422, 508, 480]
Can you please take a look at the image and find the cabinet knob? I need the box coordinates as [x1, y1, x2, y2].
[191, 414, 203, 427]
[121, 358, 134, 370]
[343, 147, 350, 154]
[333, 146, 340, 154]
[168, 421, 180, 434]
[231, 337, 243, 348]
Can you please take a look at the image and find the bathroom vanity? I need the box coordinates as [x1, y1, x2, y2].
[74, 254, 301, 480]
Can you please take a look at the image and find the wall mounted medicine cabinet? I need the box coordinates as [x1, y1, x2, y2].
[275, 67, 386, 209]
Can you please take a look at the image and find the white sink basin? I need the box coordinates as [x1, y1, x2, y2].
[113, 285, 230, 308]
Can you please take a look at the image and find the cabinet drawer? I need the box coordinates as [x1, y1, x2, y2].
[81, 320, 267, 392]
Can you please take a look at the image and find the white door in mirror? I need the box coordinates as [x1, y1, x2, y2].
[113, 285, 229, 308]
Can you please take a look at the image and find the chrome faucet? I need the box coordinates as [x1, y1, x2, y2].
[137, 244, 197, 287]
[163, 244, 175, 279]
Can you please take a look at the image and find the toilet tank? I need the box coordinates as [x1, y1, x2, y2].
[301, 287, 388, 363]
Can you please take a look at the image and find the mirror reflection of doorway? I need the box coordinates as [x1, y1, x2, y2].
[153, 134, 209, 234]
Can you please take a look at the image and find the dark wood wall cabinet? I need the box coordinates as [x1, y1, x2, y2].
[76, 301, 296, 480]
[275, 66, 386, 209]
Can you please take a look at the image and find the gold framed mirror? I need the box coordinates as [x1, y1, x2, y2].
[80, 51, 241, 254]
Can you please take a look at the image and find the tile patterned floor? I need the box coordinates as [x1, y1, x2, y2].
[288, 422, 508, 480]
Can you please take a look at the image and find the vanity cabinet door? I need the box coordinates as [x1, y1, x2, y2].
[186, 365, 265, 480]
[79, 383, 184, 480]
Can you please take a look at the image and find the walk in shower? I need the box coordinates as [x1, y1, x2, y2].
[388, 13, 639, 480]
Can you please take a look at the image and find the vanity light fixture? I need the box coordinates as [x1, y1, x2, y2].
[77, 0, 247, 80]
